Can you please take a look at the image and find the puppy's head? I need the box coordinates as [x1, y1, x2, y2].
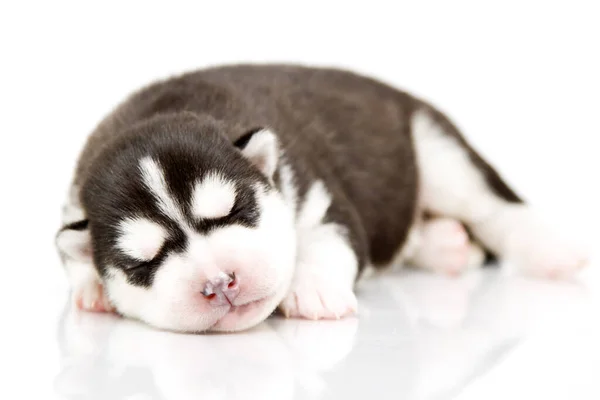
[58, 113, 297, 332]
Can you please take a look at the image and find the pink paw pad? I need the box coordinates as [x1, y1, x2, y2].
[410, 218, 483, 276]
[73, 281, 114, 313]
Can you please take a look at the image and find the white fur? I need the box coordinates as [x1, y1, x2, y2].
[105, 185, 297, 332]
[412, 109, 587, 277]
[139, 157, 184, 222]
[277, 161, 298, 216]
[138, 157, 213, 237]
[191, 173, 237, 219]
[412, 110, 503, 223]
[279, 179, 358, 320]
[296, 180, 331, 229]
[241, 129, 279, 178]
[117, 217, 167, 261]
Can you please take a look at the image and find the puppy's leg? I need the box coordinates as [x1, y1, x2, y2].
[279, 181, 363, 320]
[412, 106, 588, 277]
[404, 217, 486, 275]
[56, 185, 113, 312]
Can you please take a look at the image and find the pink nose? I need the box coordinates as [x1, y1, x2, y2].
[202, 273, 240, 306]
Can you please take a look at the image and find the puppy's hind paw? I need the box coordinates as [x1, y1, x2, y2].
[507, 221, 589, 279]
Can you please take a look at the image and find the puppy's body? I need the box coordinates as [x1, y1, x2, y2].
[57, 65, 587, 332]
[76, 65, 422, 269]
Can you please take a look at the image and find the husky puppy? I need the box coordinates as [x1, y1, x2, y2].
[56, 64, 587, 332]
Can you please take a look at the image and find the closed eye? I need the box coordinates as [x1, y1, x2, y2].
[124, 244, 166, 271]
[122, 232, 187, 272]
[127, 259, 154, 271]
[228, 202, 245, 218]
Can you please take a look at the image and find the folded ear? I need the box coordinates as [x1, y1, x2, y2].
[234, 128, 279, 179]
[56, 220, 92, 263]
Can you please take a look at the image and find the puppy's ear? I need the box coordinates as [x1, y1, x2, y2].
[56, 220, 92, 262]
[234, 128, 279, 179]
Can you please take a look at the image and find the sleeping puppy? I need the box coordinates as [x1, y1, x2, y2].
[55, 64, 588, 332]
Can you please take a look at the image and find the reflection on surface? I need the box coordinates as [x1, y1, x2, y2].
[54, 268, 590, 400]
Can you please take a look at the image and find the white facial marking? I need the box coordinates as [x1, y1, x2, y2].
[105, 267, 153, 321]
[191, 173, 237, 219]
[117, 217, 167, 261]
[139, 157, 184, 222]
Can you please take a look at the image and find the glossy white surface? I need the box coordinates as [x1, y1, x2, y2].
[11, 264, 600, 400]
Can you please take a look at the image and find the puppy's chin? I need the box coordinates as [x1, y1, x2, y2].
[207, 298, 271, 332]
[210, 277, 292, 333]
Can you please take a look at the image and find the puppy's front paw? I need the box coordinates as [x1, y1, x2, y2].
[279, 275, 357, 320]
[73, 280, 114, 313]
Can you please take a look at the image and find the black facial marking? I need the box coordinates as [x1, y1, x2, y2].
[233, 127, 264, 149]
[61, 219, 89, 231]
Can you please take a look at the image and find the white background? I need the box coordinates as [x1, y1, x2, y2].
[0, 1, 598, 399]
